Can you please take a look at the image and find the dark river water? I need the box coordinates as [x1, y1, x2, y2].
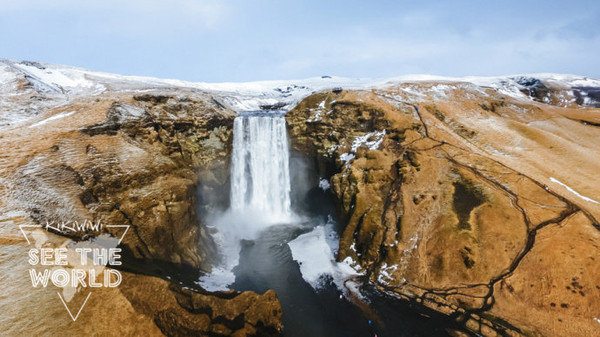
[231, 219, 468, 337]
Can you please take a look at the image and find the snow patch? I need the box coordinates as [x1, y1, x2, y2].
[319, 178, 330, 191]
[401, 85, 426, 98]
[351, 130, 386, 152]
[288, 224, 362, 291]
[29, 110, 76, 128]
[327, 144, 339, 154]
[550, 177, 600, 205]
[430, 84, 452, 98]
[12, 62, 100, 91]
[483, 144, 513, 158]
[377, 263, 398, 286]
[339, 153, 355, 163]
[307, 99, 328, 122]
[564, 78, 600, 88]
[0, 64, 18, 85]
[307, 109, 322, 123]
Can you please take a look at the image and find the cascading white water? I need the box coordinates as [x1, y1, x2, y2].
[229, 112, 292, 223]
[199, 111, 294, 290]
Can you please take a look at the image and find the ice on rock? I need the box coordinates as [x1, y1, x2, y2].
[319, 178, 330, 191]
[288, 224, 362, 291]
[339, 153, 355, 163]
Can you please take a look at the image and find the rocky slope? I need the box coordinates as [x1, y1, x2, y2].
[286, 82, 600, 336]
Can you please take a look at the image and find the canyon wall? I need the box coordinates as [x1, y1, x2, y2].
[286, 84, 600, 337]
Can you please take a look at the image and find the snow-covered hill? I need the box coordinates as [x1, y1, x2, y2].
[1, 58, 599, 128]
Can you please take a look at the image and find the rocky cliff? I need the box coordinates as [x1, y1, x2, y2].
[2, 90, 233, 271]
[286, 82, 600, 337]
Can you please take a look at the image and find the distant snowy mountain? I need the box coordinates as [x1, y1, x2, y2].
[1, 58, 599, 128]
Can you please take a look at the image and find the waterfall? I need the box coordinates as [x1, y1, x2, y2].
[199, 111, 294, 291]
[229, 112, 292, 223]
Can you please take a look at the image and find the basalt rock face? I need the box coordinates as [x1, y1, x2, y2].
[80, 92, 235, 271]
[286, 85, 600, 336]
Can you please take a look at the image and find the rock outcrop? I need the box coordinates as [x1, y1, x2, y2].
[286, 84, 600, 336]
[120, 272, 282, 337]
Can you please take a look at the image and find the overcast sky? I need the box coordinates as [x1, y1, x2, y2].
[0, 0, 598, 82]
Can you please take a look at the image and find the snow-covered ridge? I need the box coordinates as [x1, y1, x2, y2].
[1, 58, 600, 114]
